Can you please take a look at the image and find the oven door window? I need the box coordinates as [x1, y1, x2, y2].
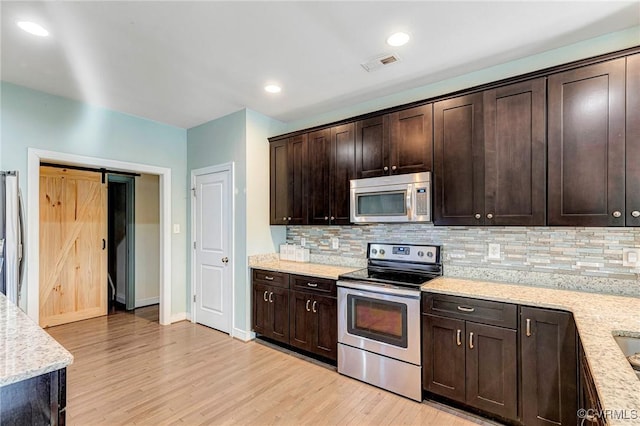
[356, 191, 407, 216]
[346, 294, 408, 348]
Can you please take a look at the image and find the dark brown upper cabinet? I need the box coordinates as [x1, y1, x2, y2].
[269, 134, 308, 225]
[483, 78, 547, 226]
[627, 54, 640, 226]
[434, 79, 547, 226]
[548, 58, 626, 226]
[307, 124, 355, 225]
[355, 105, 432, 178]
[434, 93, 485, 225]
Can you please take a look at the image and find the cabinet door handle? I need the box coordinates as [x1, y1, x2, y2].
[457, 306, 475, 313]
[264, 276, 274, 281]
[526, 318, 532, 337]
[324, 216, 329, 220]
[305, 299, 311, 312]
[632, 210, 640, 218]
[287, 217, 292, 221]
[391, 165, 397, 171]
[486, 213, 493, 219]
[268, 292, 273, 303]
[612, 211, 622, 218]
[330, 216, 335, 221]
[456, 329, 462, 346]
[383, 166, 389, 171]
[282, 217, 287, 221]
[312, 300, 317, 313]
[469, 332, 474, 349]
[307, 282, 318, 288]
[474, 213, 481, 220]
[263, 290, 268, 302]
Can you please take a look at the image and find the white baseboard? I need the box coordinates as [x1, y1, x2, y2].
[232, 328, 255, 342]
[170, 312, 191, 323]
[135, 297, 159, 308]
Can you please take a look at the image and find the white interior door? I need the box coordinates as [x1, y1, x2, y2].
[193, 167, 232, 333]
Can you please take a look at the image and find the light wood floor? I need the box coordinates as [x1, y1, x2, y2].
[47, 307, 496, 425]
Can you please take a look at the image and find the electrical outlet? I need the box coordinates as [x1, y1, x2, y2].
[331, 237, 339, 249]
[623, 248, 640, 267]
[300, 237, 306, 247]
[488, 243, 501, 260]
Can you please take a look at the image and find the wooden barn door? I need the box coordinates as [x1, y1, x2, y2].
[39, 166, 107, 327]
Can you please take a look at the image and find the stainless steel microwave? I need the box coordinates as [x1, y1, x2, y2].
[350, 172, 431, 223]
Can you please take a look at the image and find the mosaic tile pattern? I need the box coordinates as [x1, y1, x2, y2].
[287, 225, 640, 295]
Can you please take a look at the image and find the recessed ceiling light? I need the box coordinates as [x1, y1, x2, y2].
[386, 32, 410, 47]
[264, 84, 282, 94]
[17, 21, 49, 37]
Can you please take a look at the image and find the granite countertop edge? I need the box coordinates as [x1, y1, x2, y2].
[0, 293, 74, 387]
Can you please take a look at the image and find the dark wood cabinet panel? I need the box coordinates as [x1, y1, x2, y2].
[548, 58, 626, 226]
[252, 280, 289, 344]
[520, 307, 577, 426]
[434, 93, 485, 225]
[269, 135, 308, 225]
[269, 138, 289, 225]
[578, 340, 605, 425]
[465, 322, 517, 419]
[627, 54, 640, 226]
[330, 123, 356, 225]
[422, 292, 517, 329]
[422, 314, 466, 402]
[311, 294, 337, 360]
[0, 368, 66, 425]
[308, 129, 332, 225]
[389, 104, 433, 175]
[355, 115, 389, 178]
[484, 78, 546, 226]
[289, 290, 314, 352]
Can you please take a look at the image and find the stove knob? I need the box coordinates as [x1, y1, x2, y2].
[427, 251, 434, 258]
[417, 251, 424, 257]
[379, 249, 385, 256]
[371, 249, 378, 255]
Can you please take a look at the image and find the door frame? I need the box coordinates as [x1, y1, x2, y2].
[27, 148, 173, 325]
[107, 174, 136, 310]
[190, 162, 235, 335]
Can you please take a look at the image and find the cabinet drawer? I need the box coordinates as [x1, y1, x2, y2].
[252, 269, 289, 289]
[422, 293, 517, 329]
[290, 274, 336, 296]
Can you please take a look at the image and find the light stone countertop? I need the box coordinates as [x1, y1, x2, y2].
[422, 277, 640, 425]
[249, 258, 361, 280]
[0, 293, 73, 387]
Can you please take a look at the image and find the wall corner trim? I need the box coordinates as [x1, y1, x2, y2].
[232, 328, 255, 342]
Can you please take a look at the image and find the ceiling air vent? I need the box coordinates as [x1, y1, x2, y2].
[361, 53, 401, 72]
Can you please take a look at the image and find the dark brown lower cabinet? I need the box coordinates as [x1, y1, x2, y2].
[289, 290, 337, 361]
[422, 313, 517, 420]
[520, 307, 577, 426]
[252, 282, 289, 344]
[0, 368, 66, 425]
[578, 340, 605, 426]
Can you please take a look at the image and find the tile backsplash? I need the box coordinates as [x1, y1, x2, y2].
[286, 224, 640, 296]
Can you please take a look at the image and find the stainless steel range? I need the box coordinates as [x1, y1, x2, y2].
[337, 243, 442, 401]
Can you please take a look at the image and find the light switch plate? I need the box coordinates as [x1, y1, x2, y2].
[623, 248, 640, 267]
[173, 224, 180, 234]
[331, 237, 339, 249]
[300, 237, 306, 247]
[488, 243, 501, 260]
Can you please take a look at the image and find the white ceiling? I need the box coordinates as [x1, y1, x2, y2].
[2, 1, 639, 129]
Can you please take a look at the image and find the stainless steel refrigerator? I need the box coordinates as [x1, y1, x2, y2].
[0, 171, 25, 304]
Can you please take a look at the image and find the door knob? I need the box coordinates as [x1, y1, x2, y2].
[222, 257, 229, 264]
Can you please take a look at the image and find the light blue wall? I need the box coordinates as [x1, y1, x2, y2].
[186, 108, 286, 334]
[281, 26, 640, 134]
[0, 82, 188, 314]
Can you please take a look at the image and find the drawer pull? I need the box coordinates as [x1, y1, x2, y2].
[264, 276, 274, 281]
[469, 332, 474, 349]
[456, 329, 462, 346]
[526, 318, 532, 337]
[457, 306, 475, 313]
[263, 290, 268, 302]
[312, 300, 317, 313]
[268, 292, 273, 303]
[307, 282, 318, 288]
[306, 299, 311, 312]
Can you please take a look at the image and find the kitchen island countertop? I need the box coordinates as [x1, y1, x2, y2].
[422, 277, 640, 425]
[0, 293, 73, 387]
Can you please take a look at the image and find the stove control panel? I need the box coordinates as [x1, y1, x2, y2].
[368, 243, 439, 264]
